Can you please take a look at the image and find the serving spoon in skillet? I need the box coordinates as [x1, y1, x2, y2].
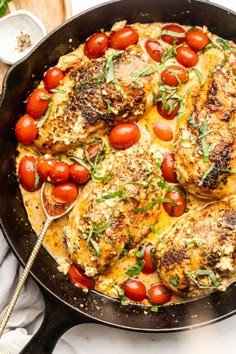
[0, 182, 77, 339]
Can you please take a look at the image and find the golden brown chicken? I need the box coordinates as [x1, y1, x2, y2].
[175, 63, 236, 200]
[33, 46, 160, 154]
[63, 125, 164, 276]
[155, 197, 236, 298]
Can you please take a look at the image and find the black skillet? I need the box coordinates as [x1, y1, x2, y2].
[0, 0, 236, 353]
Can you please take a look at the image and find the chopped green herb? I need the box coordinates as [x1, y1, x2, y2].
[169, 277, 179, 287]
[131, 64, 165, 78]
[219, 168, 236, 174]
[37, 101, 53, 128]
[105, 50, 123, 83]
[198, 165, 215, 187]
[161, 44, 176, 62]
[186, 269, 221, 289]
[161, 30, 186, 38]
[134, 198, 175, 213]
[189, 67, 205, 86]
[39, 93, 51, 100]
[185, 239, 214, 261]
[113, 283, 127, 305]
[0, 0, 11, 15]
[125, 260, 146, 276]
[81, 218, 112, 255]
[149, 225, 160, 234]
[151, 305, 159, 312]
[50, 88, 67, 94]
[135, 243, 147, 259]
[216, 37, 231, 51]
[83, 98, 104, 115]
[96, 190, 124, 203]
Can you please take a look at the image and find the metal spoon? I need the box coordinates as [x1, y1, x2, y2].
[0, 182, 77, 338]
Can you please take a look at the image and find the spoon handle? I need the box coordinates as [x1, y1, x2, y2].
[0, 218, 51, 338]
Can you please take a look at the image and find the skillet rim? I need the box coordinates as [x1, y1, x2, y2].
[0, 0, 235, 332]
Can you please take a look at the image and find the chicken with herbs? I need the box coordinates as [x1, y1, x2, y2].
[64, 126, 164, 276]
[175, 63, 236, 200]
[33, 46, 160, 154]
[156, 197, 236, 298]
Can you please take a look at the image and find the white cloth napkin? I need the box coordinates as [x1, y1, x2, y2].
[0, 1, 235, 353]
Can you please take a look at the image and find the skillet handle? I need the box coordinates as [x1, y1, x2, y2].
[19, 289, 93, 354]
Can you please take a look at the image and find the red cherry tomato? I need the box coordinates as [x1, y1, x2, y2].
[157, 101, 180, 120]
[68, 264, 95, 290]
[84, 32, 109, 59]
[109, 123, 140, 149]
[36, 156, 57, 181]
[70, 162, 90, 185]
[52, 182, 78, 204]
[48, 161, 70, 183]
[145, 39, 164, 62]
[110, 26, 138, 50]
[148, 283, 172, 305]
[124, 279, 146, 302]
[176, 46, 199, 68]
[26, 88, 51, 119]
[161, 152, 177, 183]
[153, 121, 173, 142]
[161, 24, 186, 45]
[161, 65, 188, 86]
[15, 115, 37, 144]
[163, 188, 186, 217]
[18, 156, 41, 192]
[87, 141, 103, 162]
[138, 243, 156, 275]
[44, 67, 64, 91]
[186, 28, 209, 51]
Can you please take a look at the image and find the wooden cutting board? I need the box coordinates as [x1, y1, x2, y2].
[0, 0, 72, 92]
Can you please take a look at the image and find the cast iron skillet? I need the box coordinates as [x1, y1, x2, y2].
[0, 0, 236, 352]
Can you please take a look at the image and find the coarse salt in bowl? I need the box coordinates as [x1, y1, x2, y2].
[0, 10, 47, 65]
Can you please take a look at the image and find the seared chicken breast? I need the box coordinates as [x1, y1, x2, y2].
[34, 46, 159, 154]
[175, 63, 236, 199]
[156, 197, 236, 298]
[64, 126, 164, 276]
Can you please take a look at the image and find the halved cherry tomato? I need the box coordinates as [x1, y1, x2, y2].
[36, 156, 57, 181]
[145, 39, 164, 62]
[137, 243, 156, 275]
[186, 28, 209, 51]
[153, 121, 173, 142]
[163, 188, 186, 217]
[84, 32, 109, 59]
[161, 24, 186, 45]
[176, 46, 199, 68]
[148, 283, 172, 305]
[109, 123, 140, 149]
[157, 101, 180, 120]
[26, 88, 51, 119]
[124, 279, 146, 302]
[161, 65, 188, 86]
[15, 115, 37, 144]
[87, 140, 103, 162]
[44, 67, 64, 91]
[68, 264, 95, 290]
[161, 152, 177, 183]
[110, 26, 138, 50]
[48, 161, 70, 183]
[70, 162, 90, 185]
[18, 156, 41, 192]
[52, 182, 78, 204]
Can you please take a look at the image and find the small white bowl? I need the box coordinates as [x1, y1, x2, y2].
[0, 10, 47, 65]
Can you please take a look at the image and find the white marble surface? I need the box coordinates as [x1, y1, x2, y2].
[56, 1, 236, 352]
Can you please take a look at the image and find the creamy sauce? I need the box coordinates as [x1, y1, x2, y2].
[16, 21, 236, 306]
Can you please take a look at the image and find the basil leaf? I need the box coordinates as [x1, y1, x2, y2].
[96, 190, 124, 203]
[134, 198, 175, 213]
[125, 260, 146, 276]
[186, 269, 221, 289]
[135, 243, 147, 259]
[169, 277, 179, 287]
